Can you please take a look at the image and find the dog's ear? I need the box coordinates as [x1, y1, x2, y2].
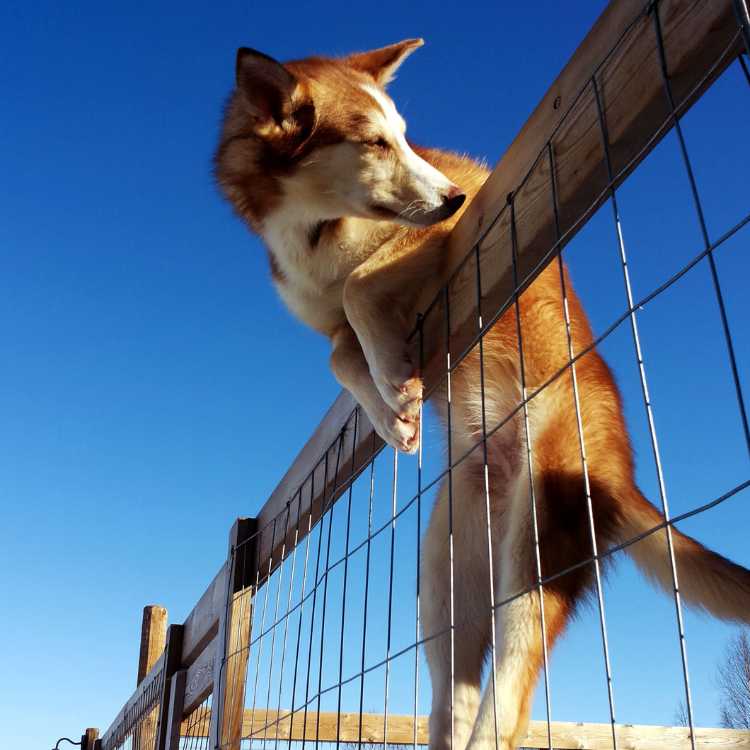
[235, 48, 299, 126]
[346, 38, 424, 86]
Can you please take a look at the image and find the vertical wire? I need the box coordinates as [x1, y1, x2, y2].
[262, 505, 293, 743]
[274, 489, 304, 750]
[248, 518, 279, 744]
[358, 433, 378, 746]
[413, 316, 425, 750]
[315, 435, 345, 750]
[547, 90, 619, 747]
[303, 452, 330, 747]
[653, 3, 750, 458]
[444, 285, 456, 750]
[732, 0, 750, 58]
[473, 244, 500, 750]
[508, 197, 553, 750]
[739, 54, 750, 87]
[597, 55, 697, 743]
[382, 448, 399, 750]
[288, 475, 317, 750]
[336, 411, 359, 749]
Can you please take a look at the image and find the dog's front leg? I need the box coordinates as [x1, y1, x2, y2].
[342, 237, 445, 447]
[330, 324, 420, 453]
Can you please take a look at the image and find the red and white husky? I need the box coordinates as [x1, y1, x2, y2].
[215, 40, 750, 750]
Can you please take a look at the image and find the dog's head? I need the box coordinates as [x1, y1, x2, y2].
[215, 40, 465, 231]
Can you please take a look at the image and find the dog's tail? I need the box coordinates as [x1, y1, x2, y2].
[618, 487, 750, 622]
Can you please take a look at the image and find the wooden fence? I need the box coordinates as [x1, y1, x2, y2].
[77, 0, 750, 748]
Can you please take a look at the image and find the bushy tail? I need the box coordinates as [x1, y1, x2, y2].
[619, 488, 750, 623]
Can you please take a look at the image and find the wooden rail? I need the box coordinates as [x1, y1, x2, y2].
[86, 0, 747, 747]
[176, 710, 750, 750]
[253, 0, 744, 588]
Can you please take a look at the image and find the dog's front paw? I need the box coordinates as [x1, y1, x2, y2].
[371, 361, 424, 424]
[373, 405, 421, 454]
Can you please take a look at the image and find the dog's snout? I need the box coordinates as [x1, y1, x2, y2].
[442, 186, 466, 215]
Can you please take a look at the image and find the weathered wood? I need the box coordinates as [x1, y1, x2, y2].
[163, 670, 187, 750]
[81, 728, 99, 750]
[154, 624, 184, 750]
[138, 605, 168, 682]
[183, 634, 216, 716]
[177, 710, 750, 750]
[251, 0, 743, 587]
[135, 605, 167, 750]
[256, 398, 378, 586]
[100, 651, 165, 750]
[209, 518, 256, 750]
[181, 563, 227, 668]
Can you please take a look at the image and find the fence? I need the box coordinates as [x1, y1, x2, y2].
[76, 0, 750, 749]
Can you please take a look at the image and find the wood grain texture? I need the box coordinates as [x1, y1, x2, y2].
[177, 710, 750, 750]
[135, 605, 167, 750]
[164, 670, 187, 750]
[183, 635, 216, 716]
[181, 564, 227, 668]
[138, 605, 168, 683]
[209, 519, 255, 750]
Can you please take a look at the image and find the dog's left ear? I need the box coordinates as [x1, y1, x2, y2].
[346, 38, 424, 86]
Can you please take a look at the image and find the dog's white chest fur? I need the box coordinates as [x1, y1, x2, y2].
[262, 210, 395, 335]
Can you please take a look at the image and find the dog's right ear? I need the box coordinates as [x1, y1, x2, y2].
[235, 48, 299, 127]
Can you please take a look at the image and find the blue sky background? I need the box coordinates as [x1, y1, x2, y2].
[1, 1, 749, 748]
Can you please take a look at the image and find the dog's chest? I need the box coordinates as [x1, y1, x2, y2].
[262, 219, 372, 334]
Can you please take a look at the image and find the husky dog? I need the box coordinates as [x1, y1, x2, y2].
[215, 40, 750, 750]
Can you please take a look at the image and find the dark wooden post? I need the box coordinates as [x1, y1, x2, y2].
[210, 517, 257, 750]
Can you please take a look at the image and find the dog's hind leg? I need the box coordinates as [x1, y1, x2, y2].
[422, 476, 491, 750]
[463, 586, 568, 750]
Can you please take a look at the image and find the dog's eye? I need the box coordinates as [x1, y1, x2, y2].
[366, 137, 390, 150]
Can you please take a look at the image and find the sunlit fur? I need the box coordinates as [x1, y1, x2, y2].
[214, 40, 750, 750]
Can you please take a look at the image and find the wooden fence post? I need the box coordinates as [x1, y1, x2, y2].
[81, 728, 99, 750]
[210, 517, 257, 750]
[163, 669, 188, 750]
[154, 624, 185, 750]
[135, 605, 168, 749]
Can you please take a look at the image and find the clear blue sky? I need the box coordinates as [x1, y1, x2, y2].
[1, 1, 749, 748]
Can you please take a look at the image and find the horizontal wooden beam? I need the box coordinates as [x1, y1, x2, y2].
[177, 710, 750, 750]
[250, 0, 743, 588]
[255, 394, 380, 586]
[182, 635, 216, 716]
[181, 563, 227, 668]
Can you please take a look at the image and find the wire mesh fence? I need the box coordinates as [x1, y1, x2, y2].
[86, 1, 750, 749]
[222, 2, 750, 748]
[100, 662, 164, 750]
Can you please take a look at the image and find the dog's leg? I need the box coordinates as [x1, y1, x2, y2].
[330, 324, 419, 452]
[342, 234, 447, 429]
[422, 477, 491, 750]
[464, 586, 568, 750]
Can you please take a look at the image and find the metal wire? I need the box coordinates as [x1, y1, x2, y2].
[508, 196, 555, 750]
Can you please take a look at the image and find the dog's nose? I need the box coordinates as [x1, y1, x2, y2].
[442, 185, 466, 215]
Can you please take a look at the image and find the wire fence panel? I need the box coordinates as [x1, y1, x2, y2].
[84, 2, 750, 749]
[179, 695, 213, 750]
[216, 2, 750, 749]
[100, 659, 165, 750]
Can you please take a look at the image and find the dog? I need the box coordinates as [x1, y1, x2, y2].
[214, 39, 750, 750]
